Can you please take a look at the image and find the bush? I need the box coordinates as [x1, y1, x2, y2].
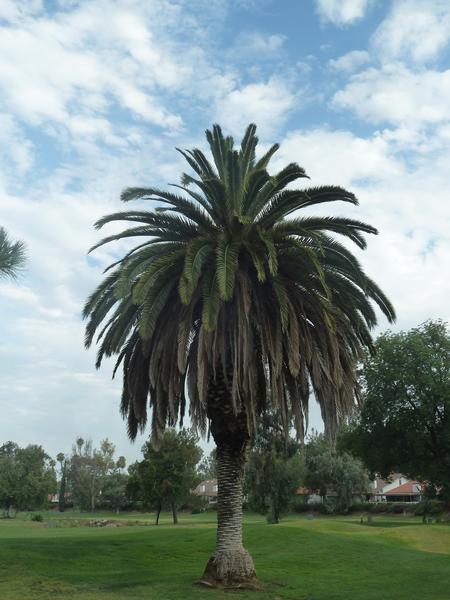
[414, 500, 445, 516]
[348, 502, 373, 513]
[31, 513, 43, 522]
[191, 507, 206, 514]
[368, 502, 392, 513]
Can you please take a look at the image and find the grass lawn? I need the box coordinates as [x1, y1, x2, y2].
[0, 511, 449, 600]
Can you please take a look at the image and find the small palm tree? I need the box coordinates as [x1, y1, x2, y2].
[0, 227, 26, 279]
[84, 124, 395, 586]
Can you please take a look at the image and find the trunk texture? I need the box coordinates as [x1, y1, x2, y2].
[200, 371, 257, 588]
[171, 501, 178, 524]
[155, 503, 161, 525]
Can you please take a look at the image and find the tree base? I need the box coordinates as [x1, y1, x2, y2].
[198, 547, 260, 589]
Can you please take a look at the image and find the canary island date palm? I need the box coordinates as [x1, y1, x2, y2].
[0, 227, 26, 279]
[84, 124, 395, 587]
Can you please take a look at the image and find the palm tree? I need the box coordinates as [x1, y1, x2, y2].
[84, 124, 395, 586]
[0, 227, 26, 279]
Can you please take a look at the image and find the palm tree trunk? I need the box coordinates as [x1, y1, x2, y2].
[200, 371, 257, 587]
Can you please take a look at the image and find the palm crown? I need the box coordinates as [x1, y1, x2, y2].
[84, 124, 395, 443]
[0, 227, 26, 279]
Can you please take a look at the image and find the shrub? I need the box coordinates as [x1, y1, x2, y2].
[292, 499, 310, 513]
[414, 500, 445, 516]
[31, 513, 43, 522]
[368, 502, 392, 513]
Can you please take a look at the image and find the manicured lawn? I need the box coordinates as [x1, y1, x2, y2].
[0, 512, 449, 600]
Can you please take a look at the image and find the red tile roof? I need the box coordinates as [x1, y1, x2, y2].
[385, 481, 422, 495]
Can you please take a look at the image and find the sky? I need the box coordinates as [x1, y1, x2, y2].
[0, 0, 449, 464]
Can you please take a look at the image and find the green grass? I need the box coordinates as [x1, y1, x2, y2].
[0, 512, 449, 600]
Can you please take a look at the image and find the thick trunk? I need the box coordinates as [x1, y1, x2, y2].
[171, 501, 178, 524]
[269, 496, 280, 524]
[200, 368, 257, 587]
[155, 503, 162, 525]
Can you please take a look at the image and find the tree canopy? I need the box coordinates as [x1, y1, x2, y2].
[305, 433, 369, 510]
[246, 413, 304, 523]
[341, 320, 450, 500]
[84, 123, 395, 445]
[0, 442, 56, 515]
[68, 438, 125, 511]
[127, 428, 202, 524]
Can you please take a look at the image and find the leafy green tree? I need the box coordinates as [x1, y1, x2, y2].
[341, 320, 450, 500]
[69, 438, 117, 511]
[56, 452, 68, 512]
[0, 442, 56, 515]
[303, 433, 335, 500]
[304, 433, 369, 509]
[246, 414, 304, 523]
[102, 457, 128, 513]
[127, 429, 201, 524]
[0, 227, 26, 279]
[84, 124, 394, 586]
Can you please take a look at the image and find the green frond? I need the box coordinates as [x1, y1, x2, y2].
[274, 216, 377, 249]
[132, 250, 184, 305]
[365, 276, 396, 323]
[258, 229, 278, 276]
[0, 227, 26, 279]
[201, 269, 220, 331]
[179, 239, 212, 304]
[244, 242, 267, 282]
[239, 123, 258, 176]
[258, 186, 358, 227]
[139, 279, 177, 340]
[254, 143, 280, 170]
[216, 235, 240, 300]
[272, 278, 290, 332]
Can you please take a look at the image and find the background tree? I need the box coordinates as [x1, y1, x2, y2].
[197, 449, 217, 480]
[127, 429, 201, 524]
[56, 452, 68, 512]
[0, 227, 26, 279]
[102, 457, 128, 513]
[69, 438, 117, 511]
[0, 442, 56, 516]
[84, 123, 394, 586]
[246, 414, 304, 523]
[341, 320, 450, 500]
[304, 433, 369, 510]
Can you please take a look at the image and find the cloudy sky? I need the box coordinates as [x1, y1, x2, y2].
[1, 0, 449, 463]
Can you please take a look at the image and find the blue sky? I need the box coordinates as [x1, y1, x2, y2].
[1, 0, 449, 463]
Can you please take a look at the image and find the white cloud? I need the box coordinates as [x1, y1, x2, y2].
[272, 126, 450, 332]
[0, 0, 43, 22]
[228, 31, 286, 61]
[372, 0, 450, 64]
[215, 77, 298, 137]
[0, 3, 185, 133]
[333, 64, 450, 127]
[0, 114, 34, 174]
[273, 127, 404, 188]
[315, 0, 372, 25]
[328, 50, 370, 72]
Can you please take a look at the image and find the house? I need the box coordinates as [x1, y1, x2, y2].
[193, 479, 218, 504]
[47, 492, 71, 504]
[296, 486, 324, 504]
[369, 474, 423, 502]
